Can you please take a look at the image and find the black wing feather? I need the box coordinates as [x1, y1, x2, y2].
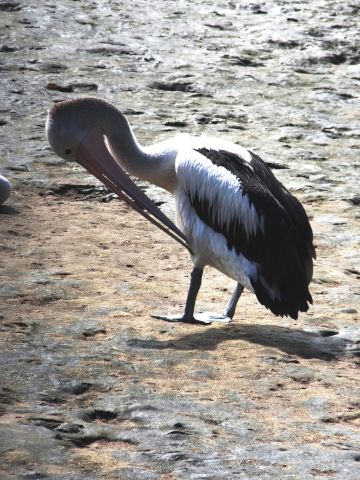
[190, 148, 315, 319]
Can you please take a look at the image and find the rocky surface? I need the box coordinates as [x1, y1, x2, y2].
[0, 1, 359, 479]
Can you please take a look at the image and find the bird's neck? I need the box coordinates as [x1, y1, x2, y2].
[104, 112, 177, 193]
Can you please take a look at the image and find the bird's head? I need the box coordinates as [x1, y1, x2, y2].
[46, 97, 132, 188]
[46, 97, 113, 163]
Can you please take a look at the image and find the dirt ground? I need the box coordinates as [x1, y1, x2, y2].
[1, 1, 359, 479]
[1, 157, 359, 480]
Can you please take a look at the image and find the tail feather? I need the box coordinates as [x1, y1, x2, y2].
[250, 257, 313, 320]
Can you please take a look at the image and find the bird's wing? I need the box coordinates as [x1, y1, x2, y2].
[176, 145, 314, 319]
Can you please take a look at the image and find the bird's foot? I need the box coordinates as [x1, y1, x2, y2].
[196, 312, 231, 324]
[151, 312, 231, 325]
[151, 313, 208, 325]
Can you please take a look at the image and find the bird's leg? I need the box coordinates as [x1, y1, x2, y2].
[152, 270, 241, 325]
[195, 283, 243, 324]
[223, 283, 244, 319]
[183, 266, 203, 320]
[152, 267, 208, 324]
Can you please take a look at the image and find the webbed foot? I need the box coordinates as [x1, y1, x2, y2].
[151, 312, 231, 325]
[196, 312, 231, 323]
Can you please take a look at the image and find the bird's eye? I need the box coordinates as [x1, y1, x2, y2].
[64, 148, 72, 155]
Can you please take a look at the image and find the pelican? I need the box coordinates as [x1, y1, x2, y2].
[46, 97, 315, 324]
[0, 175, 11, 204]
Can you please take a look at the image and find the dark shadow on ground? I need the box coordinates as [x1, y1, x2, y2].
[127, 323, 359, 360]
[0, 205, 19, 215]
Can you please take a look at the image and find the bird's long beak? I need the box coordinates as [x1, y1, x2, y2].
[75, 126, 192, 253]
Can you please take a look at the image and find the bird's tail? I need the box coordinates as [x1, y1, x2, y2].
[250, 258, 313, 320]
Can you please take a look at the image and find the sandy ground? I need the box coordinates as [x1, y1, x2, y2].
[1, 1, 359, 479]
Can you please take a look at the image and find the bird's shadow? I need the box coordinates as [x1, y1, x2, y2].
[128, 323, 359, 361]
